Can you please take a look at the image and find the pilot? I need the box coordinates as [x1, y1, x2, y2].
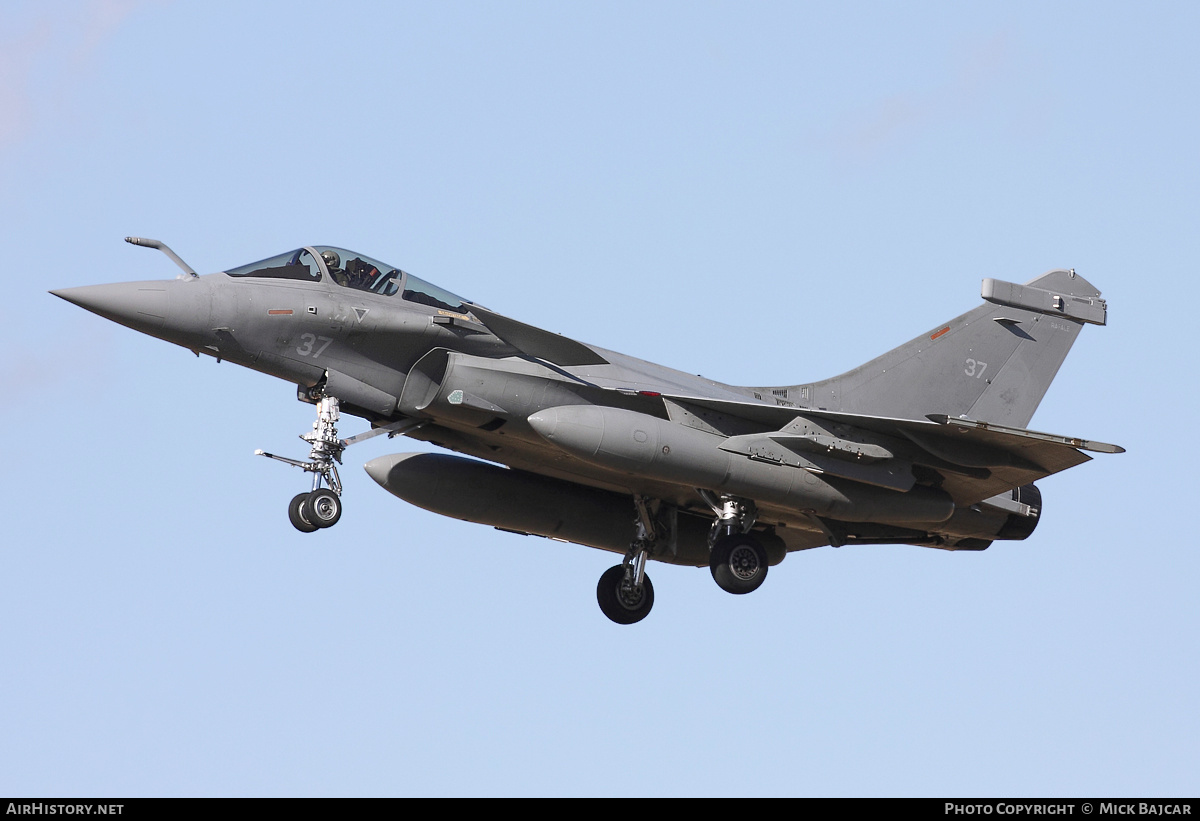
[321, 250, 349, 287]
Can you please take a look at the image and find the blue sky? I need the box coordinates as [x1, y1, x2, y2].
[2, 1, 1197, 796]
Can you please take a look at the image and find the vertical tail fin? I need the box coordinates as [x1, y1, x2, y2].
[775, 270, 1107, 427]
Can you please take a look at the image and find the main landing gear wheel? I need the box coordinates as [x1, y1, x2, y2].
[710, 534, 768, 595]
[596, 564, 655, 625]
[288, 492, 318, 533]
[305, 488, 342, 528]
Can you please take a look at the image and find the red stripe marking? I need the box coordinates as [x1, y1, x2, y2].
[930, 326, 950, 340]
[268, 309, 293, 315]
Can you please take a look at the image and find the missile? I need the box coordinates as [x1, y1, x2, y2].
[363, 452, 716, 565]
[527, 405, 955, 524]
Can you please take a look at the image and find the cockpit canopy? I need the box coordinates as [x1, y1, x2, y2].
[226, 246, 469, 313]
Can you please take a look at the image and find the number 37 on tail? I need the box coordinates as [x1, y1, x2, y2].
[53, 239, 1122, 624]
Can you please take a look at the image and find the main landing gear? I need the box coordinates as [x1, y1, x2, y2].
[596, 493, 774, 623]
[596, 496, 659, 625]
[257, 396, 346, 533]
[701, 492, 769, 595]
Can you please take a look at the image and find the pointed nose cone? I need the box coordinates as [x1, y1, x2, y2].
[51, 281, 168, 335]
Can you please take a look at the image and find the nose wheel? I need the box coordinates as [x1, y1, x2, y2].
[305, 488, 342, 528]
[287, 489, 343, 533]
[288, 493, 318, 533]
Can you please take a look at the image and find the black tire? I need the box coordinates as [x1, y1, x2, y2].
[306, 488, 342, 528]
[710, 534, 768, 594]
[288, 492, 318, 533]
[596, 564, 654, 625]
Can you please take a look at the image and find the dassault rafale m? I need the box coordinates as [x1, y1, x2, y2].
[52, 238, 1122, 624]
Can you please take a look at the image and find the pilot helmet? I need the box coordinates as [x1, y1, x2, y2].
[321, 250, 341, 269]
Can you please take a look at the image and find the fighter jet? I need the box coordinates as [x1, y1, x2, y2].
[52, 238, 1122, 624]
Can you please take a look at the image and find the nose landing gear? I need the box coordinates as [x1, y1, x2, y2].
[257, 391, 425, 533]
[257, 396, 347, 533]
[259, 394, 425, 532]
